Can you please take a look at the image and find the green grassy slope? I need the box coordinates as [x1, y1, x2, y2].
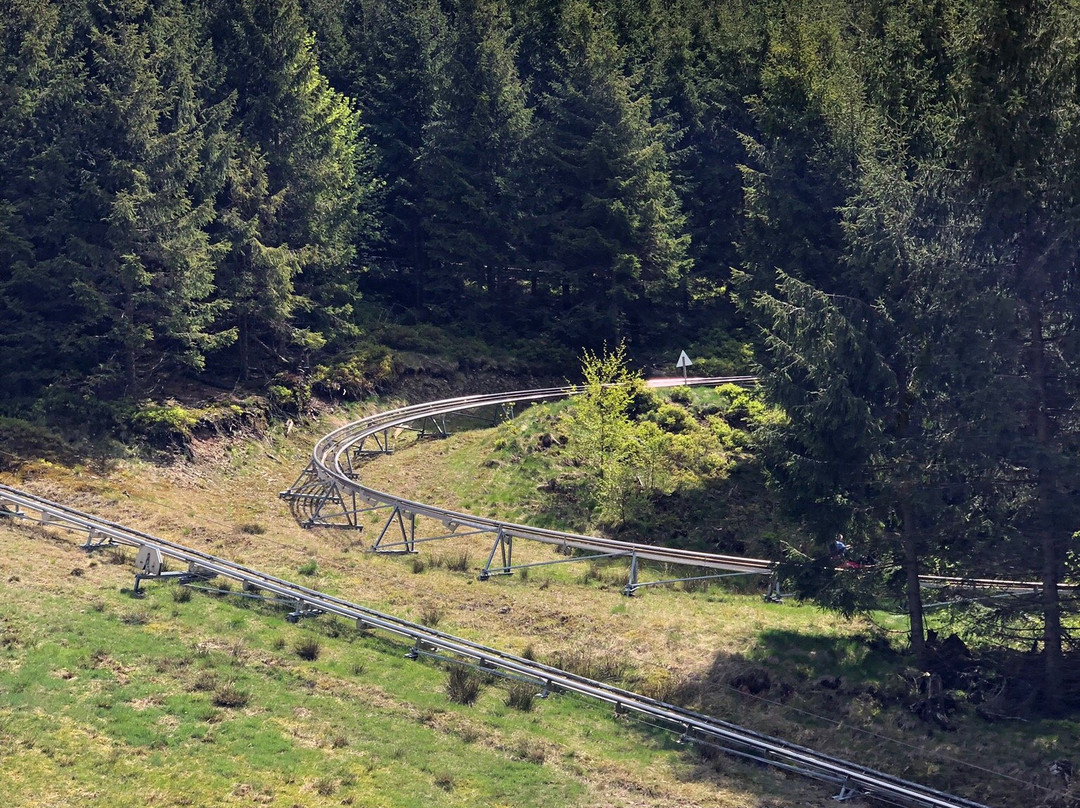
[0, 402, 1075, 807]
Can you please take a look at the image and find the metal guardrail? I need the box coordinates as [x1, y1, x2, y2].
[0, 483, 994, 808]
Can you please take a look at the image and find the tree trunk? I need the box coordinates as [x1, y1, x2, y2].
[900, 497, 926, 664]
[1028, 298, 1064, 714]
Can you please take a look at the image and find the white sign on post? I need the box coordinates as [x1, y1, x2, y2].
[676, 350, 692, 382]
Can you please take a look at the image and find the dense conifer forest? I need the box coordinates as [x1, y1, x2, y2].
[2, 0, 1078, 711]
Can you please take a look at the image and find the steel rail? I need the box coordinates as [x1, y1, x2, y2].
[0, 483, 993, 808]
[289, 378, 776, 586]
[288, 379, 1069, 599]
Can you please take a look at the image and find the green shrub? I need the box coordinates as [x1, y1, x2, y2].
[294, 638, 321, 661]
[312, 348, 394, 400]
[714, 384, 785, 431]
[298, 560, 318, 576]
[445, 552, 470, 572]
[0, 418, 74, 470]
[646, 402, 694, 434]
[172, 586, 192, 603]
[667, 386, 693, 406]
[212, 683, 250, 708]
[505, 681, 536, 711]
[446, 666, 482, 705]
[267, 374, 311, 415]
[30, 387, 125, 438]
[129, 404, 198, 446]
[420, 606, 442, 628]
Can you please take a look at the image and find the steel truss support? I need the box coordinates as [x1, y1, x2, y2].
[764, 573, 783, 603]
[279, 463, 373, 529]
[479, 546, 628, 580]
[83, 527, 116, 551]
[373, 505, 417, 553]
[373, 526, 489, 554]
[349, 428, 395, 457]
[132, 556, 215, 595]
[832, 780, 860, 801]
[622, 554, 764, 597]
[415, 414, 448, 440]
[480, 528, 512, 578]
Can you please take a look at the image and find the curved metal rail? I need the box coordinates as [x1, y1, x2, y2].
[281, 378, 780, 595]
[0, 483, 994, 808]
[281, 378, 1074, 603]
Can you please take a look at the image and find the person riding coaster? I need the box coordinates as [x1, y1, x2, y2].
[830, 535, 869, 570]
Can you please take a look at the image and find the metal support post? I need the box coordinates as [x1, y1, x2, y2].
[480, 528, 511, 580]
[622, 551, 640, 596]
[372, 506, 416, 552]
[286, 600, 324, 622]
[82, 528, 114, 551]
[764, 573, 783, 603]
[832, 780, 859, 801]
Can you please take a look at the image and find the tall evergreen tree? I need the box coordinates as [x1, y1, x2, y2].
[648, 0, 766, 319]
[328, 0, 447, 302]
[735, 2, 951, 656]
[532, 0, 690, 347]
[213, 142, 305, 379]
[75, 0, 233, 393]
[942, 0, 1080, 713]
[0, 0, 89, 401]
[210, 0, 380, 356]
[417, 0, 533, 309]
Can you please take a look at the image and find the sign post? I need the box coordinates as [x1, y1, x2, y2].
[676, 350, 692, 383]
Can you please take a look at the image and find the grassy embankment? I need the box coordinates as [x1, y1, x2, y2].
[0, 395, 1074, 807]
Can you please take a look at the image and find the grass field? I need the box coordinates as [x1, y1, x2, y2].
[0, 401, 1075, 807]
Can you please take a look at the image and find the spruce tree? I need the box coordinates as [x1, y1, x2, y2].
[10, 0, 234, 398]
[210, 0, 380, 356]
[0, 0, 89, 401]
[330, 0, 448, 302]
[941, 0, 1080, 713]
[735, 2, 953, 656]
[417, 0, 533, 310]
[532, 0, 690, 347]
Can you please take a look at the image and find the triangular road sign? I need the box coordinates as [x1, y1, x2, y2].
[676, 350, 692, 368]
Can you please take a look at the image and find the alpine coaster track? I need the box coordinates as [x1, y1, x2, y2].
[0, 482, 993, 808]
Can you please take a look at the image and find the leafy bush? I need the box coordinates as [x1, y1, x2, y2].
[172, 586, 192, 603]
[267, 374, 311, 415]
[713, 384, 785, 431]
[667, 386, 693, 406]
[129, 404, 198, 446]
[646, 402, 694, 434]
[212, 683, 250, 708]
[31, 386, 126, 437]
[505, 681, 536, 711]
[445, 552, 470, 572]
[0, 418, 74, 471]
[420, 606, 442, 627]
[294, 638, 321, 661]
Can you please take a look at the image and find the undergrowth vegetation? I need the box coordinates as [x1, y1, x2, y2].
[483, 375, 788, 559]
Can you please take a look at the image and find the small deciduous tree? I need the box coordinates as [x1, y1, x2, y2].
[562, 342, 664, 525]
